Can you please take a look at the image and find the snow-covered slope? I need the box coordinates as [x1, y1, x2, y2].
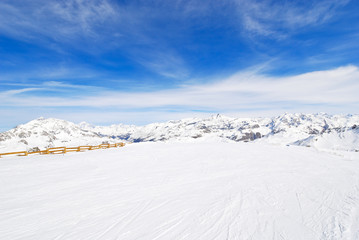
[0, 117, 115, 152]
[1, 113, 358, 152]
[294, 127, 359, 152]
[1, 142, 359, 239]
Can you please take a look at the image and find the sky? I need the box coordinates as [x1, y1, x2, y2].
[1, 0, 359, 131]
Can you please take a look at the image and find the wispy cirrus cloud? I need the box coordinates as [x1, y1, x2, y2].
[0, 0, 352, 80]
[0, 0, 118, 43]
[0, 66, 100, 82]
[0, 88, 43, 98]
[0, 0, 189, 78]
[0, 80, 104, 100]
[131, 49, 189, 79]
[235, 0, 350, 39]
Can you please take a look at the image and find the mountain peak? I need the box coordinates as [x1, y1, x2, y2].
[79, 121, 94, 129]
[211, 113, 223, 119]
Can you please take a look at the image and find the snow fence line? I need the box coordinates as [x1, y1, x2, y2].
[0, 143, 126, 158]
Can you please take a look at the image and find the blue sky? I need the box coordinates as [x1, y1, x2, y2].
[1, 0, 359, 130]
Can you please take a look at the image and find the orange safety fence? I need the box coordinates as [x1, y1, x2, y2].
[0, 142, 125, 158]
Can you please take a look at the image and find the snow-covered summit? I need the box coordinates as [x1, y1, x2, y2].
[78, 121, 95, 130]
[0, 118, 114, 152]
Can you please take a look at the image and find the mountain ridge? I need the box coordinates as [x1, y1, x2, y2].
[1, 113, 358, 153]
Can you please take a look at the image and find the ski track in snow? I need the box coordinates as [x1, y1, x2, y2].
[1, 142, 359, 239]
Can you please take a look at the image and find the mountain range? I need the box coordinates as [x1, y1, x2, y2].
[1, 113, 358, 153]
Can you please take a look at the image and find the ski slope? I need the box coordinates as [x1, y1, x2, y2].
[1, 142, 359, 239]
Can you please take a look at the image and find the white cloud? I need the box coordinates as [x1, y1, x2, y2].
[0, 0, 118, 42]
[132, 50, 189, 79]
[0, 88, 43, 98]
[0, 0, 193, 78]
[235, 0, 350, 38]
[1, 65, 358, 111]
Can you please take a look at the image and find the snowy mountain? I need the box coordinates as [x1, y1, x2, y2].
[1, 113, 358, 153]
[81, 113, 359, 152]
[0, 117, 115, 152]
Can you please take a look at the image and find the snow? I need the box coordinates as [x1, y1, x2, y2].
[1, 142, 359, 239]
